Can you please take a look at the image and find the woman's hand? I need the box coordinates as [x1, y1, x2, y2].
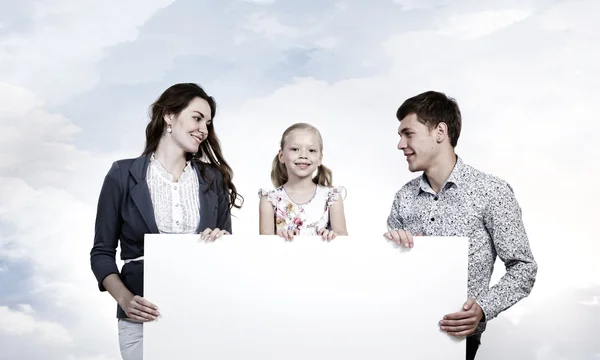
[119, 294, 160, 322]
[201, 228, 229, 242]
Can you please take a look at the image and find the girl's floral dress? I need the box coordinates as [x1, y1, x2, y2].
[258, 185, 347, 235]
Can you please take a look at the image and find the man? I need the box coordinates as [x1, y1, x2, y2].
[384, 91, 537, 359]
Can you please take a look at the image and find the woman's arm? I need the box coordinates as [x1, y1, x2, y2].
[90, 161, 158, 321]
[102, 274, 134, 307]
[90, 162, 124, 292]
[102, 274, 158, 321]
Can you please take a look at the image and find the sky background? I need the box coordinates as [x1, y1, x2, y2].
[0, 0, 598, 359]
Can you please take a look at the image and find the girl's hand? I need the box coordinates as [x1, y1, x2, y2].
[201, 228, 229, 242]
[318, 228, 337, 242]
[277, 229, 296, 241]
[120, 294, 160, 322]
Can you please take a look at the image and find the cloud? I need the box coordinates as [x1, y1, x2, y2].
[314, 36, 341, 49]
[0, 82, 128, 204]
[241, 0, 277, 4]
[0, 155, 122, 359]
[244, 12, 300, 39]
[436, 8, 532, 39]
[51, 0, 444, 152]
[0, 1, 36, 35]
[241, 12, 300, 39]
[0, 2, 171, 358]
[392, 0, 448, 11]
[579, 296, 600, 306]
[536, 0, 599, 34]
[0, 305, 72, 345]
[0, 83, 81, 184]
[0, 0, 176, 105]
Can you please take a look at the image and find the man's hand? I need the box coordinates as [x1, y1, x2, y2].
[439, 298, 484, 336]
[383, 229, 414, 248]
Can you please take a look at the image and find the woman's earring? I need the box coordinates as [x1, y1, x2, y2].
[167, 124, 172, 133]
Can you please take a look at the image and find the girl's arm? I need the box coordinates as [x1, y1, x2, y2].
[259, 195, 275, 235]
[329, 197, 348, 235]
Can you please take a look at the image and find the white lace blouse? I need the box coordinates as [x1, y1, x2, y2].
[146, 154, 200, 234]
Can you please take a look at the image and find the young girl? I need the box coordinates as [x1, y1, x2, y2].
[258, 123, 348, 241]
[90, 83, 243, 360]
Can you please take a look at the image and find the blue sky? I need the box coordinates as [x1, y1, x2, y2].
[1, 0, 599, 359]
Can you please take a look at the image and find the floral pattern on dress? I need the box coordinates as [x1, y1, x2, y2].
[259, 185, 346, 236]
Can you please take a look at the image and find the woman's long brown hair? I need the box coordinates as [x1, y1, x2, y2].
[142, 83, 243, 210]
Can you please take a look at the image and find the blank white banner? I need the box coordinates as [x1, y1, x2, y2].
[143, 235, 468, 360]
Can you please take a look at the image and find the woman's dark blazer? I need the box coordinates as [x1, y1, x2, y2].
[89, 154, 232, 318]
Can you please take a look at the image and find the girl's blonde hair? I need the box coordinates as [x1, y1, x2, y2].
[271, 123, 333, 188]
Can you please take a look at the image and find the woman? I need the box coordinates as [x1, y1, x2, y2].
[90, 83, 243, 360]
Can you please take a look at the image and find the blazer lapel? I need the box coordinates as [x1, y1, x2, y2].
[129, 155, 160, 234]
[194, 163, 217, 232]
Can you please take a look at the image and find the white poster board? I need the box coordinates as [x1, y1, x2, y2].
[143, 235, 468, 360]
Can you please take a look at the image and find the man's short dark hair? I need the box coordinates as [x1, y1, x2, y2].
[396, 91, 462, 147]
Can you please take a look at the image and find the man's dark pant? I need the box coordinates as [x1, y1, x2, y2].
[466, 333, 481, 360]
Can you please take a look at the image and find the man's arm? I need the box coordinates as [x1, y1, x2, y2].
[477, 180, 537, 321]
[384, 191, 416, 248]
[387, 191, 405, 230]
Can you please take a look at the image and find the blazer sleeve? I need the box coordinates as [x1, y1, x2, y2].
[214, 168, 232, 234]
[90, 161, 123, 291]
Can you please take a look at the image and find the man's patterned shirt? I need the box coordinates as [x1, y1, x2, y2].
[387, 156, 537, 335]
